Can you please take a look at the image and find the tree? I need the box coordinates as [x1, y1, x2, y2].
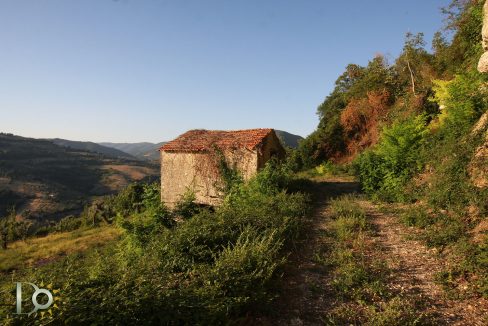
[402, 32, 427, 95]
[0, 208, 17, 249]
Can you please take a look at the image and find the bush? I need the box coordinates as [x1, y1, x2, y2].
[355, 115, 428, 201]
[112, 182, 146, 216]
[55, 215, 83, 232]
[422, 136, 486, 213]
[401, 206, 433, 228]
[173, 190, 200, 220]
[16, 161, 310, 324]
[0, 209, 31, 249]
[431, 72, 487, 140]
[313, 160, 347, 176]
[422, 70, 487, 212]
[422, 215, 465, 248]
[209, 227, 284, 303]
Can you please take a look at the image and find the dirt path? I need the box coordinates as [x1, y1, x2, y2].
[267, 176, 360, 325]
[365, 204, 488, 325]
[267, 176, 488, 325]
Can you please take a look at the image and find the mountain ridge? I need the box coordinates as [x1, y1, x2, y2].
[99, 142, 166, 161]
[50, 138, 137, 160]
[100, 130, 303, 161]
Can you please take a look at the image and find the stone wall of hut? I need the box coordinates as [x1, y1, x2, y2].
[161, 148, 258, 207]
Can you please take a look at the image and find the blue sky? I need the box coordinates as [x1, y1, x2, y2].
[0, 0, 450, 142]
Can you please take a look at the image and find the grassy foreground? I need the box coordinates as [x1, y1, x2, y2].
[0, 226, 121, 272]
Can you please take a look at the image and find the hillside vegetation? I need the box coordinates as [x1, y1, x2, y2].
[291, 0, 488, 308]
[275, 130, 304, 148]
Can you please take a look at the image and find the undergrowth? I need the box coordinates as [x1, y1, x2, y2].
[321, 195, 429, 325]
[0, 162, 311, 325]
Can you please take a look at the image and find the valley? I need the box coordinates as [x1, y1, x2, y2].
[0, 133, 158, 221]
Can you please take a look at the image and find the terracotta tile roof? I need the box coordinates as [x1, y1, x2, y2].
[160, 128, 274, 152]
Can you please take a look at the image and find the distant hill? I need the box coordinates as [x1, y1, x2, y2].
[50, 138, 136, 160]
[100, 142, 166, 161]
[0, 133, 158, 220]
[275, 130, 303, 148]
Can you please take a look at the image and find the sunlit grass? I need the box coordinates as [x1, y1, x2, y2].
[0, 226, 122, 272]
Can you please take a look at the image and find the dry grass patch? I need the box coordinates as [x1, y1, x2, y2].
[0, 226, 121, 272]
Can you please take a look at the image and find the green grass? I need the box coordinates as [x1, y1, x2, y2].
[329, 194, 366, 219]
[433, 236, 488, 299]
[0, 226, 121, 272]
[401, 206, 434, 229]
[295, 162, 356, 182]
[422, 219, 465, 248]
[332, 214, 368, 241]
[363, 297, 427, 326]
[328, 195, 386, 302]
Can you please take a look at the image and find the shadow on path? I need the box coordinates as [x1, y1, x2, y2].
[261, 176, 361, 325]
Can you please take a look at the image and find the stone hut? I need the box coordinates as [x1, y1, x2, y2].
[160, 128, 286, 207]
